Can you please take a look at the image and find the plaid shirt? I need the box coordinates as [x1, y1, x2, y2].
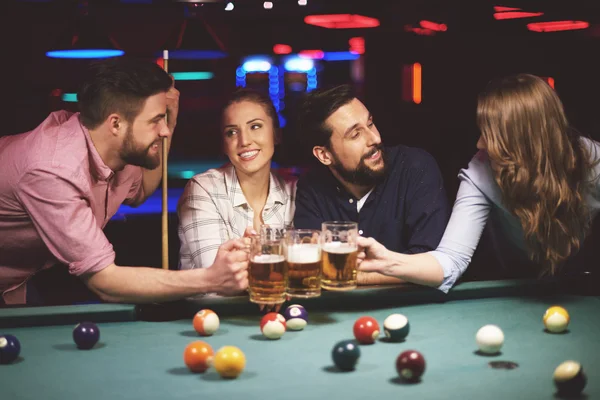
[177, 164, 296, 269]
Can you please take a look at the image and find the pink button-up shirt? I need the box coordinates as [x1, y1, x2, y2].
[0, 111, 144, 305]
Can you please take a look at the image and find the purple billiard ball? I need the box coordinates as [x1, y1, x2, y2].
[396, 350, 426, 381]
[0, 334, 21, 364]
[283, 304, 308, 331]
[73, 322, 100, 350]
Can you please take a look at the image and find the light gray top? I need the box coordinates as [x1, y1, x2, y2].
[431, 137, 600, 292]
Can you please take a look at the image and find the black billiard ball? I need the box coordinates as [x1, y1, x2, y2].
[73, 322, 100, 350]
[331, 340, 360, 371]
[0, 334, 21, 364]
[396, 350, 426, 381]
[553, 361, 587, 396]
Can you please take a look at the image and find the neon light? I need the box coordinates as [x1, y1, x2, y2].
[299, 50, 324, 60]
[546, 77, 555, 89]
[304, 14, 380, 29]
[307, 67, 318, 92]
[242, 58, 272, 72]
[404, 26, 436, 36]
[46, 49, 124, 59]
[322, 51, 359, 61]
[171, 72, 214, 81]
[61, 93, 78, 102]
[494, 11, 543, 20]
[298, 0, 307, 5]
[163, 50, 227, 60]
[284, 57, 314, 72]
[263, 1, 273, 9]
[419, 20, 447, 32]
[494, 6, 521, 12]
[180, 170, 195, 179]
[273, 44, 292, 55]
[527, 21, 589, 32]
[413, 63, 422, 104]
[235, 67, 246, 87]
[349, 37, 365, 54]
[225, 2, 234, 11]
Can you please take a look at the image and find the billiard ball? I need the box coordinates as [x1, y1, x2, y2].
[0, 334, 21, 364]
[331, 340, 360, 371]
[353, 316, 380, 344]
[283, 304, 308, 331]
[213, 346, 246, 379]
[383, 313, 410, 342]
[396, 350, 426, 381]
[475, 324, 504, 354]
[260, 312, 286, 339]
[193, 309, 220, 336]
[183, 341, 214, 373]
[73, 322, 100, 350]
[553, 360, 587, 396]
[543, 306, 570, 333]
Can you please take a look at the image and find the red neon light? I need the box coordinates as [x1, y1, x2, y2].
[299, 50, 325, 59]
[349, 37, 365, 54]
[273, 44, 292, 54]
[494, 6, 521, 12]
[527, 21, 589, 32]
[402, 63, 422, 104]
[493, 11, 543, 20]
[156, 58, 164, 70]
[413, 63, 422, 104]
[404, 25, 436, 36]
[304, 14, 380, 29]
[546, 77, 555, 89]
[419, 20, 447, 32]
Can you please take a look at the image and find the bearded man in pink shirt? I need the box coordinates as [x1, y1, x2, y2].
[0, 57, 249, 306]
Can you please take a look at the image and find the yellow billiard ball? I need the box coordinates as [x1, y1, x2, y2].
[213, 346, 246, 379]
[543, 306, 570, 333]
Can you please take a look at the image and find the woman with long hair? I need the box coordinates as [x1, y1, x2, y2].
[356, 73, 600, 291]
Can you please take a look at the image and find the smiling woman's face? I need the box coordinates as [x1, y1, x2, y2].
[222, 100, 276, 177]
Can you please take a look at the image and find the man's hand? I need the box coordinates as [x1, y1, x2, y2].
[356, 236, 393, 275]
[206, 239, 249, 295]
[166, 82, 180, 133]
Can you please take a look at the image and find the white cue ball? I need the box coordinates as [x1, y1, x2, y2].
[475, 324, 504, 354]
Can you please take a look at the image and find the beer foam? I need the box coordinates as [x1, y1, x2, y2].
[322, 241, 357, 254]
[286, 244, 320, 263]
[252, 254, 285, 263]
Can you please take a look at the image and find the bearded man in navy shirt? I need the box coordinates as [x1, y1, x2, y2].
[293, 85, 451, 286]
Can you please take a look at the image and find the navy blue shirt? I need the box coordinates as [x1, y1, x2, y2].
[294, 145, 451, 254]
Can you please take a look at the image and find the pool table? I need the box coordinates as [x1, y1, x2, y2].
[1, 278, 598, 400]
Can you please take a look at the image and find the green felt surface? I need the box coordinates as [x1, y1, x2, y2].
[1, 280, 599, 400]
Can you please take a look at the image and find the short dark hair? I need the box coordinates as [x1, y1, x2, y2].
[77, 57, 172, 129]
[295, 84, 356, 148]
[220, 88, 280, 134]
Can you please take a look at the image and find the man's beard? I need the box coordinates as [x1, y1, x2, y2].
[120, 126, 160, 170]
[329, 144, 388, 187]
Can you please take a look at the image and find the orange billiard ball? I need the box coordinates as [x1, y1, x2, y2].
[183, 341, 214, 373]
[213, 346, 246, 379]
[193, 309, 220, 336]
[543, 306, 570, 333]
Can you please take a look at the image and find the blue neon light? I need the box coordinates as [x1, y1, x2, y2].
[284, 57, 314, 72]
[61, 93, 78, 102]
[171, 72, 214, 81]
[242, 59, 272, 72]
[164, 50, 227, 60]
[322, 51, 360, 61]
[46, 49, 125, 59]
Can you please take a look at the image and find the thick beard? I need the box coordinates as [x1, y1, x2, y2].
[120, 126, 160, 170]
[329, 144, 388, 187]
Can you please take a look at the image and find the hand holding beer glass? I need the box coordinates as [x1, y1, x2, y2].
[320, 221, 358, 291]
[284, 229, 322, 298]
[248, 225, 287, 305]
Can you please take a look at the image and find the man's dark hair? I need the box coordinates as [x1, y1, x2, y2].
[77, 56, 172, 129]
[295, 84, 356, 149]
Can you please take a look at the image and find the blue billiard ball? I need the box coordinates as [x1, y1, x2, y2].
[0, 334, 21, 364]
[283, 304, 308, 331]
[73, 322, 100, 350]
[383, 313, 410, 342]
[331, 340, 360, 371]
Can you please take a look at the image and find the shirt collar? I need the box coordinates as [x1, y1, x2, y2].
[79, 114, 114, 182]
[224, 164, 288, 208]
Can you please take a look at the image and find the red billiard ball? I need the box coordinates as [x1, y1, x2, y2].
[260, 312, 286, 339]
[353, 316, 380, 344]
[396, 350, 426, 381]
[193, 309, 220, 336]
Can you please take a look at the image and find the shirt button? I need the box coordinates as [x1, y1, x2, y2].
[349, 199, 354, 204]
[359, 230, 363, 235]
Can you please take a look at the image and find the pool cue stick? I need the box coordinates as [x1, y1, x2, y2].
[161, 49, 169, 270]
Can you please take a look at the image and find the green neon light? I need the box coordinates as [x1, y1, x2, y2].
[62, 93, 78, 102]
[171, 72, 214, 81]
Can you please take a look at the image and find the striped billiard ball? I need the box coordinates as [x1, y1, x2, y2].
[0, 334, 21, 364]
[553, 361, 587, 396]
[283, 304, 308, 331]
[543, 306, 570, 333]
[383, 313, 410, 342]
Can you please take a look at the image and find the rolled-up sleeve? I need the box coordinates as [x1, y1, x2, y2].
[428, 175, 491, 293]
[15, 167, 115, 276]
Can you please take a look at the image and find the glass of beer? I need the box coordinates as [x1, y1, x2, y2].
[320, 221, 358, 291]
[284, 229, 322, 298]
[248, 225, 287, 305]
